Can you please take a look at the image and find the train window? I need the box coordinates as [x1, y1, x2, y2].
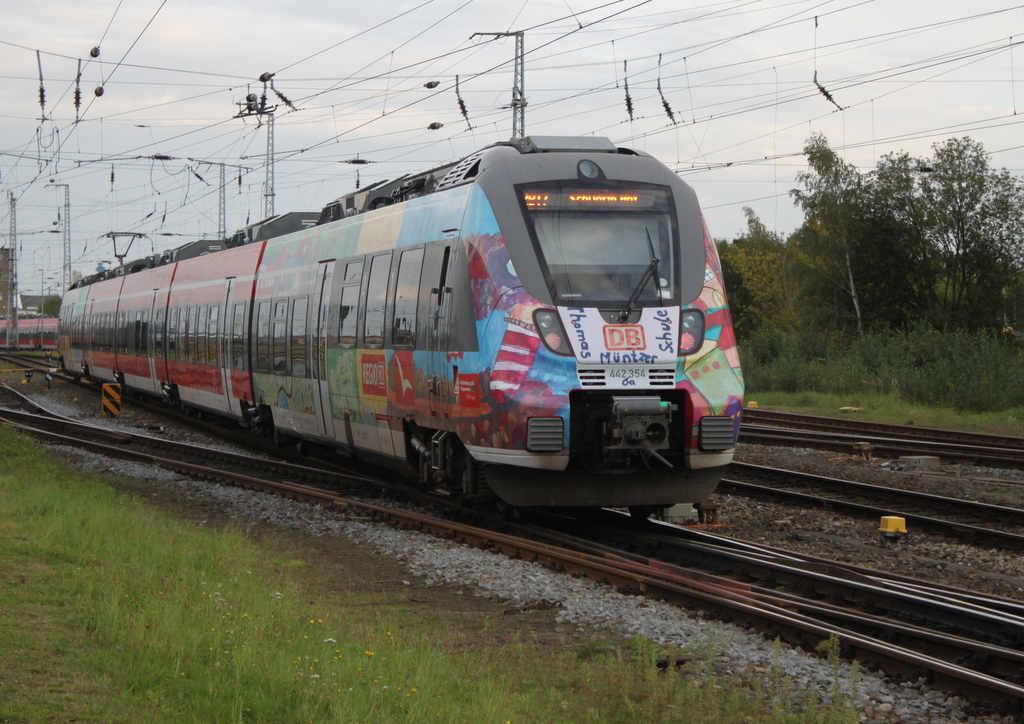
[290, 297, 308, 376]
[363, 254, 391, 347]
[134, 311, 143, 355]
[272, 300, 288, 372]
[338, 285, 358, 348]
[197, 306, 208, 364]
[186, 306, 197, 363]
[140, 310, 149, 355]
[344, 259, 363, 282]
[256, 301, 271, 373]
[518, 182, 679, 307]
[392, 248, 423, 347]
[155, 309, 165, 355]
[232, 303, 246, 371]
[118, 311, 127, 354]
[179, 307, 188, 361]
[168, 308, 178, 359]
[208, 305, 219, 365]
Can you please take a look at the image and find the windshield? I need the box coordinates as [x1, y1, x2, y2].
[518, 182, 678, 307]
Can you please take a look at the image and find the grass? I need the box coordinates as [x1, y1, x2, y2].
[0, 424, 858, 723]
[744, 390, 1024, 438]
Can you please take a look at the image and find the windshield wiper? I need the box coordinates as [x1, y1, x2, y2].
[617, 228, 661, 323]
[618, 254, 660, 323]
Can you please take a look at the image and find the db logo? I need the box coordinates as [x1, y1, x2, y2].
[603, 325, 646, 350]
[360, 353, 387, 397]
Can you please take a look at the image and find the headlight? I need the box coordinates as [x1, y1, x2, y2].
[533, 309, 574, 356]
[678, 309, 705, 356]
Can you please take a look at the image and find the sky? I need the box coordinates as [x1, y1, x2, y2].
[2, 0, 1024, 298]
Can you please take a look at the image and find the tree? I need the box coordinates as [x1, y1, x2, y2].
[717, 208, 802, 337]
[920, 137, 1024, 328]
[790, 134, 866, 335]
[855, 151, 941, 329]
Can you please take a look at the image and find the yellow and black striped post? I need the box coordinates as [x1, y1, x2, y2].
[101, 383, 122, 417]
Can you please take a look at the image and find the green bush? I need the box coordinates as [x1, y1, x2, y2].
[741, 327, 1024, 412]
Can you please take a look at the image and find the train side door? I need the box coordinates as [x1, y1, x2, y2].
[220, 279, 236, 412]
[424, 243, 454, 420]
[311, 261, 336, 439]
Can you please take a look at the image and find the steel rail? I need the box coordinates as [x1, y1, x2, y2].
[739, 425, 1024, 469]
[718, 463, 1024, 551]
[743, 408, 1024, 451]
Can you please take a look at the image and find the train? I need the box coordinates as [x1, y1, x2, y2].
[58, 135, 744, 512]
[2, 316, 59, 350]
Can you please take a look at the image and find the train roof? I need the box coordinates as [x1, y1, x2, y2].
[317, 136, 632, 223]
[70, 136, 633, 290]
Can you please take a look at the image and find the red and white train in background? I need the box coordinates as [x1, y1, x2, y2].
[58, 136, 745, 512]
[1, 316, 58, 351]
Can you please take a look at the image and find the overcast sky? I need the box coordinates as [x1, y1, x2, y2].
[3, 0, 1024, 293]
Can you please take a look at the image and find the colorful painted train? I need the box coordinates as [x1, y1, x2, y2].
[2, 316, 59, 350]
[58, 136, 744, 511]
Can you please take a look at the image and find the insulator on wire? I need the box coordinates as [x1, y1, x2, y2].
[657, 80, 676, 125]
[74, 59, 82, 120]
[455, 75, 470, 129]
[656, 55, 677, 125]
[37, 50, 46, 119]
[623, 61, 634, 121]
[813, 70, 843, 111]
[110, 165, 115, 190]
[271, 80, 297, 111]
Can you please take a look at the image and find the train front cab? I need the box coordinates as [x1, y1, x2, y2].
[453, 139, 744, 507]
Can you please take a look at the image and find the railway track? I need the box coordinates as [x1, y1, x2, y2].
[3, 380, 1024, 712]
[741, 408, 1024, 469]
[720, 462, 1024, 551]
[517, 509, 1024, 694]
[744, 408, 1024, 450]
